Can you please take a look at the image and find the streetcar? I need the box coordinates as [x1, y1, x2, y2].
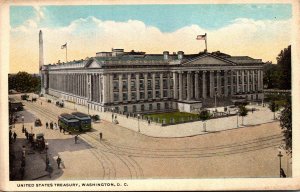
[58, 113, 80, 132]
[71, 112, 92, 131]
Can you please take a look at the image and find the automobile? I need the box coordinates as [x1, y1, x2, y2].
[34, 118, 42, 126]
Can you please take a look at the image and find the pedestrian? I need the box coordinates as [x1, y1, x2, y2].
[148, 119, 150, 125]
[126, 114, 129, 118]
[63, 128, 65, 134]
[25, 131, 29, 140]
[50, 122, 53, 129]
[46, 122, 49, 129]
[59, 126, 62, 132]
[22, 125, 25, 133]
[56, 156, 61, 169]
[280, 168, 287, 178]
[75, 135, 78, 144]
[252, 108, 254, 113]
[99, 132, 102, 140]
[112, 114, 114, 122]
[9, 130, 12, 143]
[13, 132, 17, 142]
[53, 123, 57, 130]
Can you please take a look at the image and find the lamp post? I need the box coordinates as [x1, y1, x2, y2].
[278, 150, 283, 177]
[137, 114, 140, 132]
[236, 110, 239, 128]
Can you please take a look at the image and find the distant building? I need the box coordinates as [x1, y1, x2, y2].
[41, 48, 264, 113]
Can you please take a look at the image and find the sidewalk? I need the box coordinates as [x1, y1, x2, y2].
[52, 94, 278, 138]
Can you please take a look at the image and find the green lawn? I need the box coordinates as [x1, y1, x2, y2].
[144, 112, 199, 124]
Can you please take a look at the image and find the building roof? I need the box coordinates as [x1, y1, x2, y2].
[45, 49, 264, 70]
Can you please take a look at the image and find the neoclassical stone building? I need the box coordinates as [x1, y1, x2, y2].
[41, 49, 264, 113]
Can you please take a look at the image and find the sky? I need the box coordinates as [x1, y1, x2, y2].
[10, 4, 292, 73]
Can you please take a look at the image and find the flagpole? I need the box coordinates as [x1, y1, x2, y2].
[66, 44, 68, 62]
[205, 33, 207, 52]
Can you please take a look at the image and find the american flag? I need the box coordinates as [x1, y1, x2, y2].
[61, 43, 67, 49]
[196, 34, 206, 40]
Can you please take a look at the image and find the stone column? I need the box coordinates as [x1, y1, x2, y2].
[179, 72, 183, 100]
[217, 70, 221, 95]
[152, 73, 156, 99]
[167, 73, 171, 98]
[252, 70, 255, 92]
[187, 72, 191, 101]
[224, 70, 228, 96]
[195, 71, 199, 100]
[260, 69, 264, 91]
[160, 73, 163, 98]
[136, 74, 140, 100]
[98, 74, 102, 102]
[109, 74, 113, 102]
[118, 74, 123, 102]
[209, 71, 214, 98]
[173, 72, 178, 99]
[242, 70, 245, 93]
[127, 74, 131, 101]
[102, 74, 107, 103]
[144, 73, 148, 100]
[247, 70, 250, 92]
[202, 71, 207, 99]
[257, 70, 261, 91]
[236, 70, 239, 93]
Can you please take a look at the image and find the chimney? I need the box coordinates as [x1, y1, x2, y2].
[163, 51, 169, 60]
[177, 51, 184, 60]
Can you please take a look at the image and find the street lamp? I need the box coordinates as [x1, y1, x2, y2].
[137, 114, 140, 132]
[236, 110, 239, 128]
[278, 150, 283, 177]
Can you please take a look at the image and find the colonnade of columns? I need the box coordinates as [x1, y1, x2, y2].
[172, 69, 263, 101]
[47, 68, 263, 104]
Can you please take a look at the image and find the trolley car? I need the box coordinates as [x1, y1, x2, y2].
[58, 113, 80, 132]
[71, 112, 92, 131]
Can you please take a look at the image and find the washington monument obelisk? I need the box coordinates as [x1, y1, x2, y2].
[39, 30, 45, 94]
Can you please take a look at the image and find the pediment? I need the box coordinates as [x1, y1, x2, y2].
[184, 55, 235, 65]
[84, 59, 102, 68]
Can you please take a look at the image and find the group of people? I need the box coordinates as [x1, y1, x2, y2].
[45, 121, 58, 130]
[9, 130, 17, 143]
[45, 121, 68, 134]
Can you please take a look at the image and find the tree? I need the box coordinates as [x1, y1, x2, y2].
[199, 109, 211, 132]
[238, 105, 248, 125]
[279, 98, 292, 155]
[277, 45, 291, 90]
[263, 62, 280, 89]
[269, 101, 279, 120]
[8, 72, 41, 93]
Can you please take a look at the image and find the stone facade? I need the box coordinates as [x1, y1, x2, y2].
[41, 49, 264, 113]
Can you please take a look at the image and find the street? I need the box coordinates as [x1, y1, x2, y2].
[9, 94, 291, 180]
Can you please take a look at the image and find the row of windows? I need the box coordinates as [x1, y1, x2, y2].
[113, 90, 170, 102]
[113, 79, 172, 91]
[112, 71, 261, 80]
[113, 73, 169, 80]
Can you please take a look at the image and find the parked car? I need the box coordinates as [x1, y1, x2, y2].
[35, 118, 42, 126]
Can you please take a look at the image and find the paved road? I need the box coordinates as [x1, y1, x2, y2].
[9, 94, 292, 180]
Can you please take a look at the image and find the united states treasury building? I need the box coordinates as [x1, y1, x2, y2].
[41, 48, 264, 113]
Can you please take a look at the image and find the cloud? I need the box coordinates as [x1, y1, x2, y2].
[33, 6, 45, 22]
[10, 16, 291, 73]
